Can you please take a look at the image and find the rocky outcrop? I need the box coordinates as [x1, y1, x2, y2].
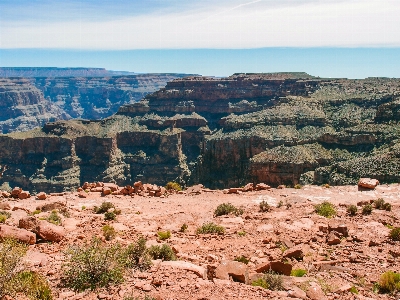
[0, 73, 194, 133]
[1, 73, 400, 191]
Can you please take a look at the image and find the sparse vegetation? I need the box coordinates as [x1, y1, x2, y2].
[179, 223, 188, 232]
[32, 210, 41, 215]
[262, 271, 284, 291]
[294, 184, 302, 189]
[234, 255, 249, 264]
[196, 222, 225, 234]
[165, 181, 182, 191]
[61, 238, 124, 291]
[124, 295, 156, 300]
[314, 201, 336, 218]
[47, 210, 61, 225]
[347, 205, 358, 216]
[148, 244, 176, 261]
[377, 271, 400, 293]
[277, 200, 284, 208]
[157, 230, 171, 240]
[0, 210, 11, 223]
[104, 211, 116, 221]
[16, 271, 53, 300]
[383, 203, 392, 211]
[389, 227, 400, 241]
[374, 198, 385, 209]
[81, 206, 86, 210]
[259, 200, 270, 212]
[362, 204, 373, 215]
[323, 183, 330, 188]
[94, 202, 115, 214]
[251, 278, 268, 289]
[122, 237, 152, 271]
[290, 269, 307, 277]
[214, 203, 243, 217]
[102, 225, 117, 241]
[237, 231, 246, 236]
[349, 286, 359, 294]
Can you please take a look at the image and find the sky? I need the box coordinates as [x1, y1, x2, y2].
[1, 0, 400, 77]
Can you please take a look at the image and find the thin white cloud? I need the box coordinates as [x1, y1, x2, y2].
[1, 0, 399, 49]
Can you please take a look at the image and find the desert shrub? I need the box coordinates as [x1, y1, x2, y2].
[259, 200, 270, 212]
[102, 225, 117, 241]
[104, 211, 116, 221]
[347, 205, 358, 216]
[314, 201, 336, 218]
[179, 224, 188, 232]
[323, 183, 330, 188]
[377, 271, 400, 293]
[47, 210, 62, 225]
[234, 255, 249, 264]
[61, 238, 124, 291]
[0, 238, 28, 298]
[81, 206, 86, 210]
[16, 270, 53, 300]
[214, 203, 243, 217]
[374, 198, 385, 209]
[362, 204, 373, 215]
[277, 200, 284, 208]
[124, 295, 156, 300]
[294, 184, 302, 189]
[196, 222, 225, 234]
[148, 244, 176, 261]
[349, 286, 359, 294]
[157, 231, 171, 240]
[389, 227, 400, 241]
[251, 278, 268, 289]
[94, 202, 115, 214]
[237, 231, 246, 236]
[122, 237, 152, 271]
[290, 269, 307, 277]
[263, 271, 284, 291]
[165, 182, 182, 191]
[383, 203, 392, 211]
[32, 210, 41, 215]
[0, 210, 10, 223]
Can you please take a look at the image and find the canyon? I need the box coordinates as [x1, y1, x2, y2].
[0, 72, 400, 192]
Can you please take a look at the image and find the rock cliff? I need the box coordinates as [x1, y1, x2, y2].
[0, 73, 193, 133]
[1, 73, 400, 192]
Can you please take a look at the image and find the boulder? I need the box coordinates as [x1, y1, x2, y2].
[78, 192, 87, 198]
[327, 232, 341, 245]
[11, 187, 22, 198]
[329, 224, 348, 237]
[0, 225, 36, 244]
[36, 192, 47, 200]
[0, 202, 11, 210]
[19, 216, 40, 232]
[358, 178, 379, 189]
[215, 260, 248, 283]
[283, 244, 309, 259]
[306, 282, 328, 300]
[102, 187, 112, 195]
[254, 261, 292, 276]
[186, 184, 204, 195]
[36, 221, 66, 242]
[36, 201, 66, 212]
[255, 183, 271, 190]
[18, 191, 30, 199]
[161, 261, 207, 279]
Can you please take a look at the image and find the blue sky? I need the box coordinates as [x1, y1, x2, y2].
[1, 0, 400, 77]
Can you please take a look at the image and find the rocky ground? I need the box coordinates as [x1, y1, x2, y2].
[1, 182, 400, 300]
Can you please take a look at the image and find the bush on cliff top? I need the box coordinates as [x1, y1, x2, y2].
[314, 201, 336, 218]
[214, 203, 243, 217]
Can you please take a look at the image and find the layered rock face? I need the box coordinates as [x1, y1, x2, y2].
[0, 73, 192, 133]
[1, 73, 400, 192]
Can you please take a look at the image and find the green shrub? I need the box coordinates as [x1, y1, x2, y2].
[180, 223, 188, 232]
[349, 286, 359, 294]
[124, 295, 156, 300]
[61, 238, 124, 291]
[122, 237, 152, 271]
[81, 206, 86, 210]
[32, 210, 41, 215]
[148, 244, 176, 261]
[389, 227, 400, 241]
[251, 278, 268, 289]
[377, 271, 400, 293]
[314, 201, 336, 218]
[0, 239, 28, 298]
[47, 210, 61, 225]
[234, 255, 249, 264]
[362, 204, 373, 215]
[294, 184, 302, 189]
[383, 203, 392, 211]
[157, 231, 171, 240]
[16, 271, 53, 300]
[347, 205, 357, 216]
[94, 202, 115, 214]
[259, 200, 270, 212]
[374, 198, 385, 209]
[102, 225, 117, 241]
[196, 222, 225, 234]
[165, 182, 182, 191]
[260, 271, 284, 291]
[277, 200, 284, 208]
[290, 269, 307, 277]
[214, 203, 243, 217]
[104, 211, 116, 221]
[237, 231, 246, 237]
